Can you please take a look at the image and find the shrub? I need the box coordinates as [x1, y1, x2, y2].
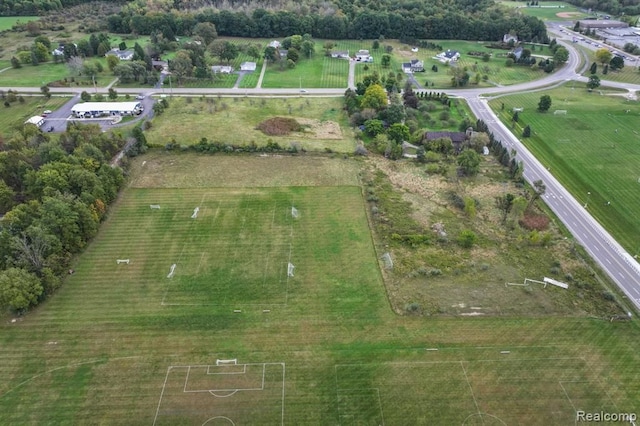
[519, 213, 550, 231]
[457, 230, 477, 248]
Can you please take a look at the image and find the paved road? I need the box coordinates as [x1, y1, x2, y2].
[5, 31, 640, 311]
[467, 98, 640, 313]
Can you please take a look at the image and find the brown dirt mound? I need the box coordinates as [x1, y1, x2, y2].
[256, 117, 302, 136]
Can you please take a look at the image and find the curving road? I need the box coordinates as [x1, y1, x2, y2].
[3, 31, 640, 312]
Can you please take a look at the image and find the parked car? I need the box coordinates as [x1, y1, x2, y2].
[42, 110, 52, 117]
[135, 95, 145, 100]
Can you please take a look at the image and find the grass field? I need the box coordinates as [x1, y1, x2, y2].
[0, 61, 112, 87]
[145, 96, 355, 152]
[261, 54, 348, 89]
[498, 1, 589, 21]
[489, 85, 640, 255]
[0, 155, 639, 424]
[0, 16, 39, 31]
[0, 95, 69, 138]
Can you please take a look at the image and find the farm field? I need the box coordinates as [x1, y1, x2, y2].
[0, 155, 639, 424]
[489, 85, 640, 255]
[0, 61, 110, 87]
[144, 96, 355, 152]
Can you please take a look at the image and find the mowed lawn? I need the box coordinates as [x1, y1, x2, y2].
[261, 54, 348, 89]
[0, 16, 39, 31]
[497, 1, 588, 21]
[0, 95, 69, 138]
[490, 85, 640, 254]
[145, 96, 355, 152]
[1, 155, 639, 424]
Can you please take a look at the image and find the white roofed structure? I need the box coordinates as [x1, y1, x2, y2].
[71, 102, 142, 118]
[24, 116, 45, 127]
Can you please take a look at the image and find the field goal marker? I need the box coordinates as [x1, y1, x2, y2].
[553, 110, 567, 115]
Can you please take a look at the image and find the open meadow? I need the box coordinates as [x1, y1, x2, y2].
[144, 96, 355, 152]
[1, 154, 639, 424]
[0, 16, 39, 31]
[489, 85, 640, 256]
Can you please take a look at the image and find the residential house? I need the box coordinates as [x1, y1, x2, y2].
[435, 49, 460, 63]
[355, 49, 373, 62]
[503, 33, 518, 44]
[105, 48, 134, 61]
[211, 65, 234, 74]
[423, 131, 469, 153]
[511, 46, 524, 61]
[278, 49, 288, 59]
[268, 40, 281, 48]
[331, 50, 350, 59]
[240, 62, 257, 72]
[402, 60, 424, 74]
[24, 116, 45, 128]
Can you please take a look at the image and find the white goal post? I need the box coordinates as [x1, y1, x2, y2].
[553, 110, 567, 115]
[216, 359, 238, 366]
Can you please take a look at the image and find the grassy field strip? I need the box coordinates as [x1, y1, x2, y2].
[489, 87, 640, 254]
[0, 16, 39, 31]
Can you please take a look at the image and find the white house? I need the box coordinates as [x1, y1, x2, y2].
[71, 102, 142, 118]
[503, 33, 518, 44]
[24, 116, 44, 127]
[435, 49, 460, 63]
[240, 62, 257, 72]
[211, 65, 234, 74]
[355, 49, 373, 62]
[402, 59, 424, 73]
[105, 48, 134, 61]
[331, 50, 350, 59]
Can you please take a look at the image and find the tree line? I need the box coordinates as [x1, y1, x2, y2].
[0, 121, 133, 313]
[0, 0, 121, 16]
[106, 6, 547, 42]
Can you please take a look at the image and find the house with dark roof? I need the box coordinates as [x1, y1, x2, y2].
[331, 50, 350, 59]
[423, 130, 469, 153]
[435, 49, 460, 63]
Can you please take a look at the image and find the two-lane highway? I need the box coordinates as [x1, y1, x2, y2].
[466, 98, 640, 313]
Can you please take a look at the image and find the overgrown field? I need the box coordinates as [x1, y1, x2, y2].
[489, 85, 640, 255]
[1, 155, 639, 424]
[145, 96, 355, 152]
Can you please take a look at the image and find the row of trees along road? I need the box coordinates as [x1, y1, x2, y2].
[0, 123, 142, 314]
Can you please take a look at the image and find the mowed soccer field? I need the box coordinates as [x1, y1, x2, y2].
[1, 155, 639, 424]
[490, 86, 640, 255]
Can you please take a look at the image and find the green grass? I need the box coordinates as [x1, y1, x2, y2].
[498, 1, 589, 21]
[0, 95, 69, 138]
[262, 54, 348, 89]
[1, 155, 639, 424]
[0, 16, 39, 31]
[0, 61, 112, 87]
[145, 96, 355, 152]
[489, 85, 640, 255]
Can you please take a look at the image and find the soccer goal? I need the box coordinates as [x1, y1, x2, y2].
[291, 206, 299, 219]
[287, 263, 295, 277]
[553, 110, 567, 115]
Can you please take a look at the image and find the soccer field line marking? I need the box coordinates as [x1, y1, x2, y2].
[284, 200, 295, 306]
[209, 390, 238, 397]
[334, 357, 586, 369]
[206, 364, 247, 375]
[460, 361, 482, 419]
[261, 202, 277, 292]
[558, 381, 577, 415]
[195, 252, 206, 275]
[155, 362, 285, 426]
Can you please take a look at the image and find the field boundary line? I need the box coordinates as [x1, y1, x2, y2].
[558, 380, 577, 415]
[460, 361, 482, 418]
[334, 357, 585, 369]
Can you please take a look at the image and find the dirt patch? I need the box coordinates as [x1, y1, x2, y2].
[295, 118, 343, 139]
[556, 12, 581, 18]
[256, 117, 303, 136]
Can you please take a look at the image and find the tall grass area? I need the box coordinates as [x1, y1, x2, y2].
[489, 85, 640, 255]
[145, 96, 355, 152]
[0, 155, 638, 424]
